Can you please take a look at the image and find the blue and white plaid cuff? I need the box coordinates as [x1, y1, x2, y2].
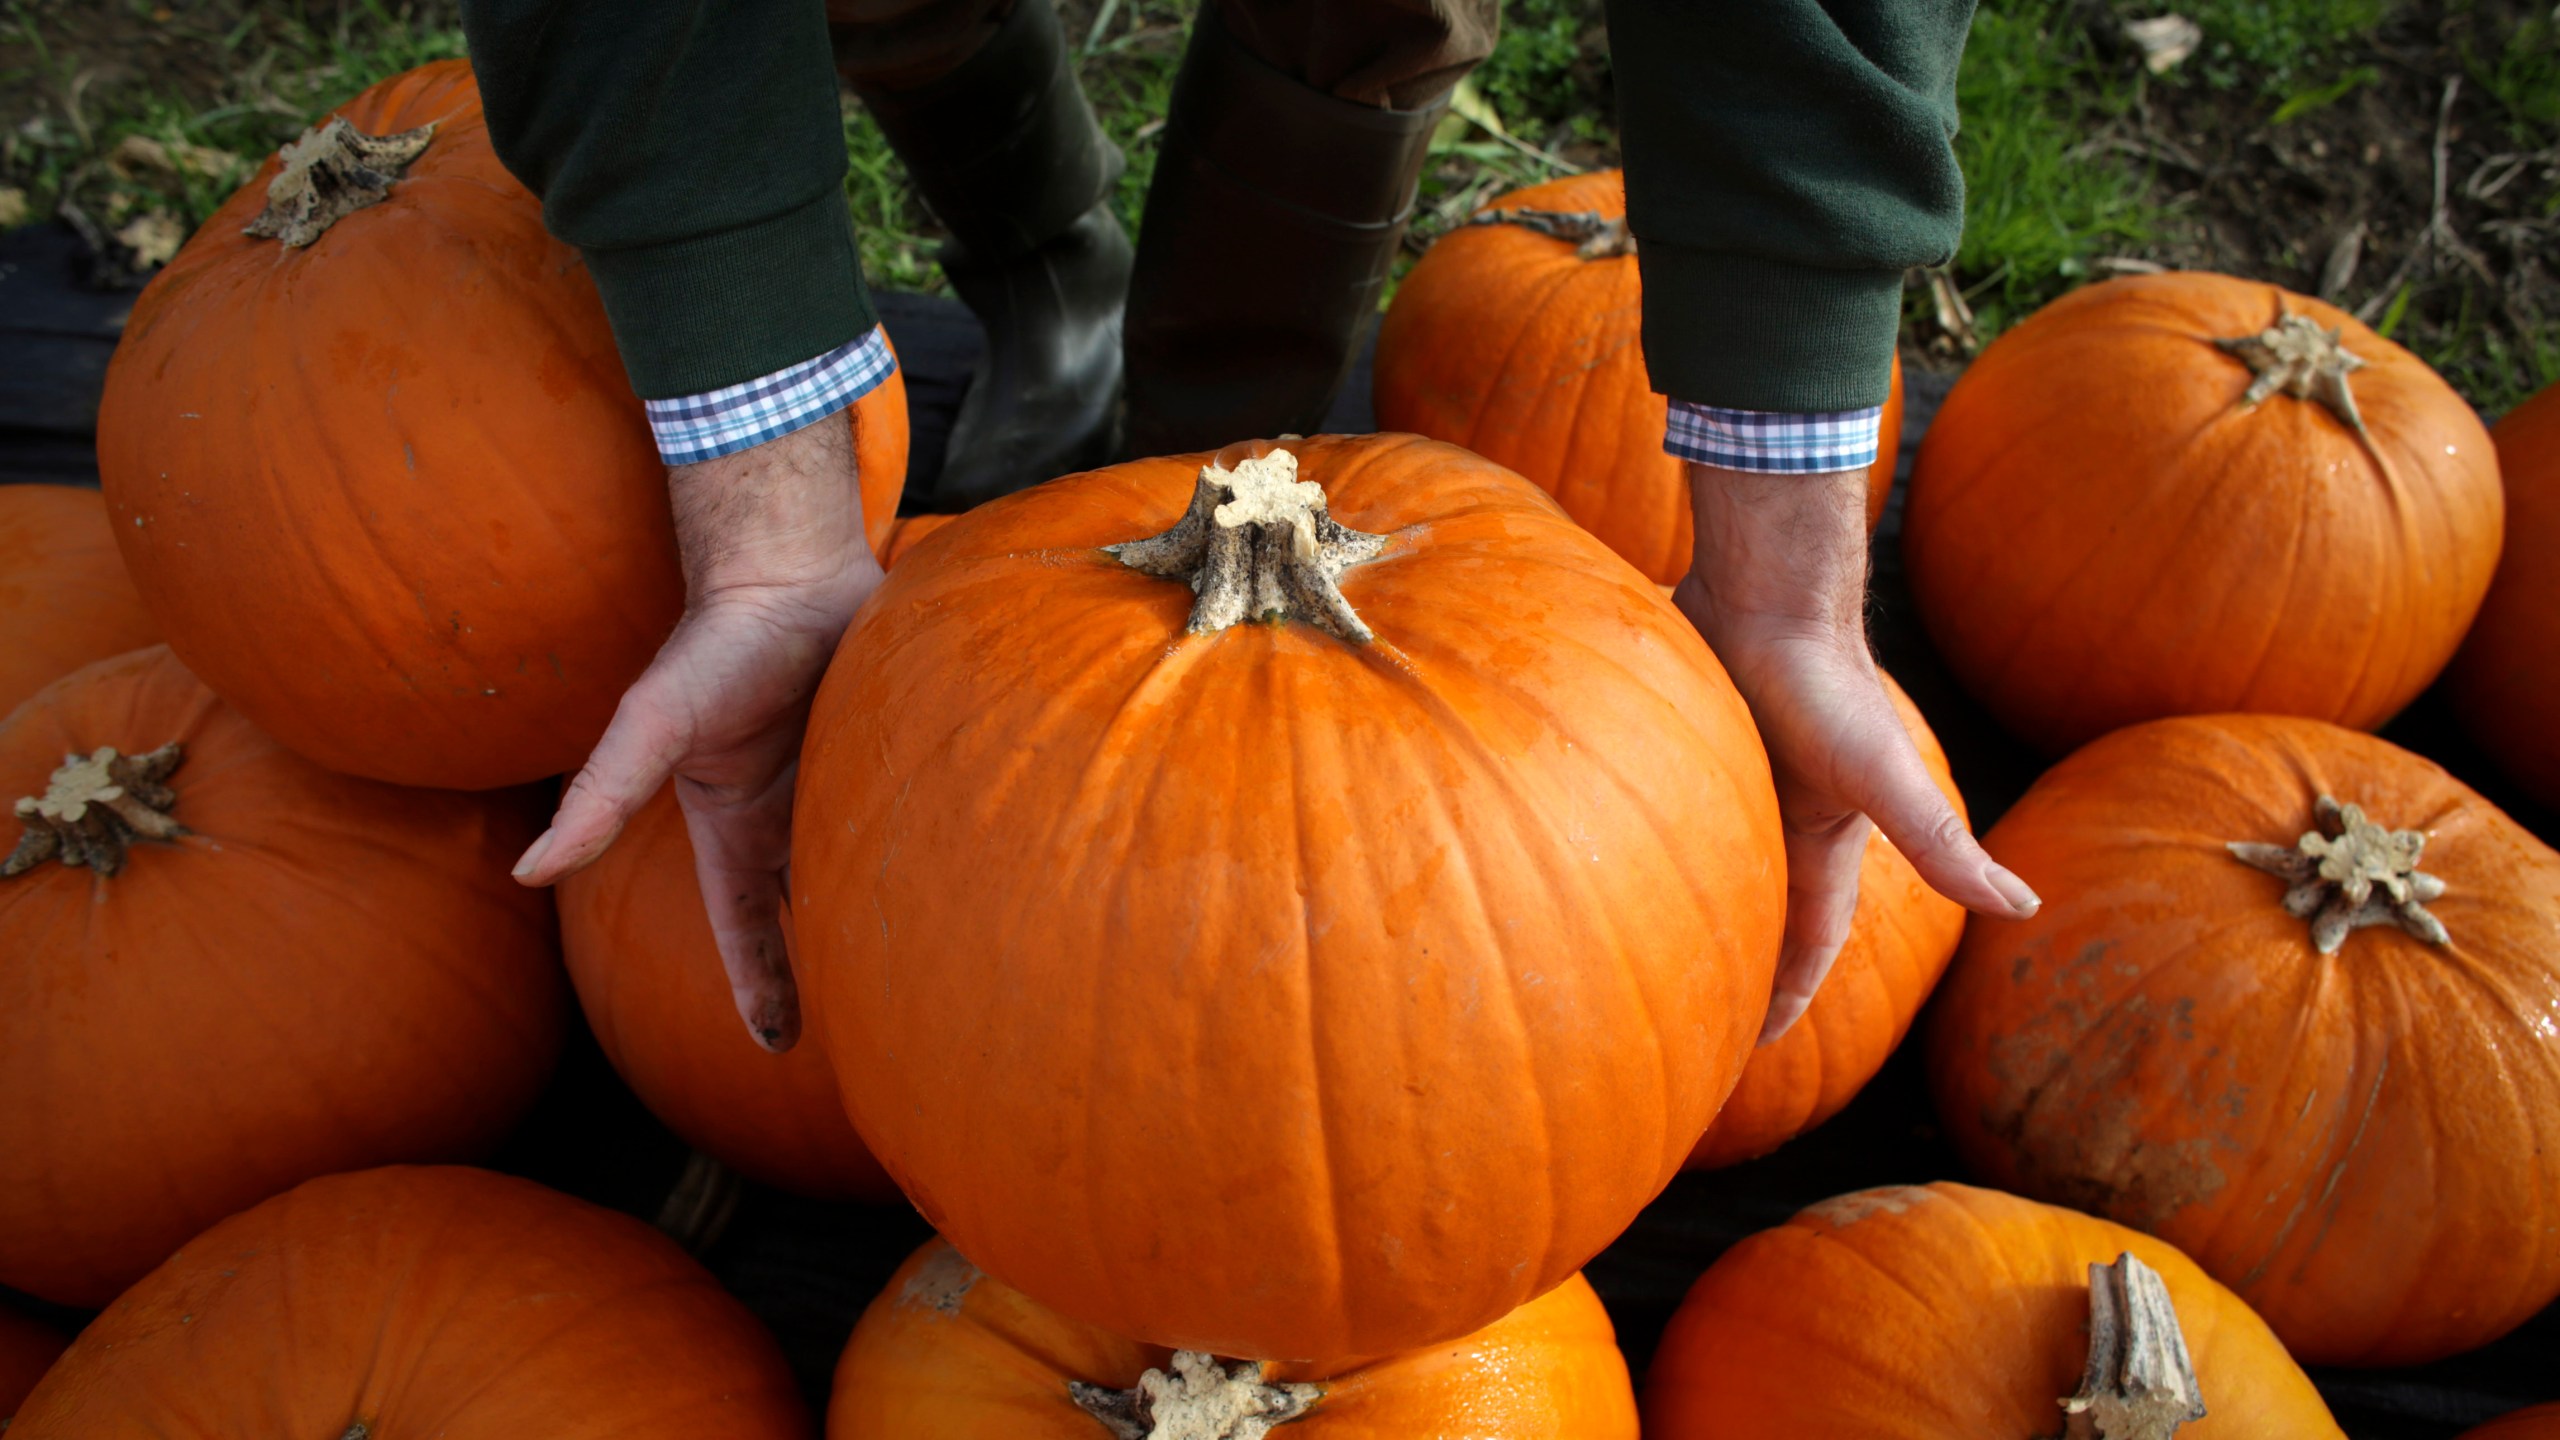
[1663, 400, 1883, 475]
[644, 326, 898, 467]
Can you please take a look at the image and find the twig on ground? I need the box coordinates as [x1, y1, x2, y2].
[2356, 77, 2493, 323]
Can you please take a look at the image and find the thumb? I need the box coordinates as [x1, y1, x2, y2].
[513, 662, 695, 887]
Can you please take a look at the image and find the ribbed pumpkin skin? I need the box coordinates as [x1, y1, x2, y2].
[2449, 380, 2560, 809]
[794, 433, 1785, 1360]
[97, 60, 907, 790]
[2463, 1404, 2560, 1439]
[830, 1239, 1638, 1438]
[1904, 273, 2501, 754]
[11, 1167, 807, 1439]
[0, 1310, 66, 1425]
[1643, 1183, 2343, 1439]
[1928, 715, 2560, 1366]
[559, 783, 897, 1200]
[880, 510, 959, 568]
[0, 485, 158, 718]
[0, 647, 565, 1306]
[1373, 171, 1896, 586]
[1688, 672, 1967, 1168]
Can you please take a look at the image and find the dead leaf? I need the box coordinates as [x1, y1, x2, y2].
[109, 134, 240, 181]
[2123, 15, 2202, 74]
[0, 187, 28, 229]
[115, 210, 186, 268]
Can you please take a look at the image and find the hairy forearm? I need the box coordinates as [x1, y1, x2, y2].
[668, 415, 874, 597]
[1679, 463, 1871, 643]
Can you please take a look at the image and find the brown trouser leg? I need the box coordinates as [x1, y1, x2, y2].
[825, 0, 1013, 92]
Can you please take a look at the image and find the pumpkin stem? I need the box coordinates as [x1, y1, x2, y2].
[2056, 1253, 2208, 1440]
[2228, 795, 2450, 955]
[1068, 1351, 1321, 1440]
[1463, 205, 1636, 259]
[2212, 306, 2372, 445]
[4, 743, 186, 879]
[1107, 443, 1388, 645]
[243, 116, 434, 247]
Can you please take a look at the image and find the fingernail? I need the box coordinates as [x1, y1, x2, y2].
[1987, 864, 2042, 917]
[512, 829, 555, 880]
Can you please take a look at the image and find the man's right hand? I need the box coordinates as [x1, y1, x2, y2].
[510, 412, 883, 1053]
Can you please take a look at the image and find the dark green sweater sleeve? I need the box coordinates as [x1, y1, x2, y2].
[1604, 0, 1973, 412]
[459, 0, 875, 399]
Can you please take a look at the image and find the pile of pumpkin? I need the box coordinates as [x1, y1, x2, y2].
[4, 60, 2558, 1440]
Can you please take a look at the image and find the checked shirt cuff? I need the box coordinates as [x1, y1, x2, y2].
[644, 326, 897, 467]
[1663, 400, 1883, 475]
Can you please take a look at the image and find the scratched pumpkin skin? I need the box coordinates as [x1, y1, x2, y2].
[1928, 714, 2560, 1366]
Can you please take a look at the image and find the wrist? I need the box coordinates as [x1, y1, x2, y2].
[668, 415, 876, 598]
[1679, 462, 1870, 646]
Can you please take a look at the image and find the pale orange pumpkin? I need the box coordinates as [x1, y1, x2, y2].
[559, 782, 897, 1201]
[0, 485, 158, 718]
[794, 435, 1785, 1360]
[1643, 1182, 2343, 1439]
[1904, 273, 2501, 753]
[2448, 379, 2560, 809]
[1929, 714, 2560, 1365]
[98, 60, 907, 790]
[1687, 671, 1967, 1168]
[0, 646, 564, 1306]
[10, 1166, 807, 1440]
[830, 1238, 1637, 1438]
[1374, 171, 1898, 585]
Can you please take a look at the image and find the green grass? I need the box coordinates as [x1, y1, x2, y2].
[2173, 0, 2394, 96]
[1940, 0, 2159, 337]
[1, 0, 466, 247]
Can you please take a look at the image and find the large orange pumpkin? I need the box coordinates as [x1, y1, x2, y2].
[1373, 171, 1898, 586]
[560, 782, 897, 1201]
[98, 60, 908, 790]
[2464, 1405, 2560, 1439]
[794, 435, 1786, 1360]
[2448, 379, 2560, 809]
[830, 1237, 1637, 1438]
[1643, 1182, 2343, 1438]
[10, 1166, 807, 1439]
[0, 485, 158, 717]
[1904, 273, 2502, 753]
[1688, 671, 1967, 1168]
[879, 510, 959, 568]
[0, 1310, 66, 1425]
[1928, 714, 2560, 1366]
[0, 646, 564, 1306]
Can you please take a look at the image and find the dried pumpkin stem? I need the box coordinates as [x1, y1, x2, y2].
[1108, 445, 1387, 644]
[1463, 205, 1636, 259]
[243, 116, 434, 247]
[2056, 1253, 2207, 1440]
[2212, 306, 2372, 445]
[1069, 1351, 1321, 1440]
[2228, 795, 2450, 954]
[4, 743, 186, 879]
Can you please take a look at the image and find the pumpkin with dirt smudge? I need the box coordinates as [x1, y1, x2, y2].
[1642, 1182, 2343, 1438]
[1928, 714, 2560, 1366]
[829, 1237, 1638, 1438]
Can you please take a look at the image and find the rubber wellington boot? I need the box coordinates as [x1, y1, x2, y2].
[1121, 5, 1449, 456]
[851, 0, 1130, 508]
